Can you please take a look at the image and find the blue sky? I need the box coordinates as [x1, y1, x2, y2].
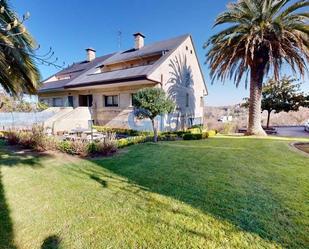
[14, 0, 308, 106]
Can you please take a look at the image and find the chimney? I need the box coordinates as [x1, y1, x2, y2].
[133, 32, 145, 50]
[86, 47, 96, 61]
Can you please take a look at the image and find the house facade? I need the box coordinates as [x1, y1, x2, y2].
[38, 33, 207, 131]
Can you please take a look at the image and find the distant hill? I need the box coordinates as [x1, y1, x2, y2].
[204, 105, 309, 131]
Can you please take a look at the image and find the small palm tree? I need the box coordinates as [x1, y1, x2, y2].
[205, 0, 308, 135]
[0, 0, 40, 95]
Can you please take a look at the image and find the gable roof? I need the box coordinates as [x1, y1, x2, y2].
[39, 53, 115, 92]
[38, 34, 189, 92]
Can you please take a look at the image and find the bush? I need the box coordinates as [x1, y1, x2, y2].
[183, 133, 203, 140]
[206, 130, 217, 137]
[71, 140, 88, 156]
[57, 140, 88, 156]
[202, 132, 209, 139]
[93, 126, 150, 136]
[117, 135, 148, 148]
[6, 130, 20, 145]
[57, 141, 76, 155]
[18, 131, 35, 149]
[87, 139, 117, 156]
[161, 130, 188, 138]
[5, 126, 57, 151]
[221, 123, 237, 134]
[164, 134, 178, 141]
[190, 124, 203, 129]
[0, 131, 7, 139]
[187, 127, 202, 134]
[117, 138, 129, 148]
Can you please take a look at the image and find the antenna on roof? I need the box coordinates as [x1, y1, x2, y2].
[117, 30, 122, 51]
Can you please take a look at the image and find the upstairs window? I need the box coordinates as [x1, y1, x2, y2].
[104, 95, 118, 107]
[57, 75, 71, 80]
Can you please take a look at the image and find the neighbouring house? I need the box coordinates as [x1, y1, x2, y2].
[38, 33, 208, 132]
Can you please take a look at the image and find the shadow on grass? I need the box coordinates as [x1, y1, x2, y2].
[0, 171, 16, 249]
[0, 144, 55, 249]
[90, 174, 108, 188]
[86, 141, 307, 248]
[0, 148, 54, 168]
[41, 235, 61, 249]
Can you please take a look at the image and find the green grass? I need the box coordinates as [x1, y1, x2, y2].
[0, 136, 308, 249]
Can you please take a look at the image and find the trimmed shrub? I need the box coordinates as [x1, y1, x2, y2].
[93, 126, 151, 136]
[206, 130, 217, 137]
[117, 135, 148, 148]
[190, 124, 203, 129]
[0, 131, 7, 139]
[164, 134, 178, 141]
[202, 132, 209, 139]
[183, 133, 203, 140]
[187, 127, 202, 134]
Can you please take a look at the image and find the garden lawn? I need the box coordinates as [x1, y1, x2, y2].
[0, 136, 308, 249]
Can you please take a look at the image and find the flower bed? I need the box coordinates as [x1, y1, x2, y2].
[3, 125, 217, 157]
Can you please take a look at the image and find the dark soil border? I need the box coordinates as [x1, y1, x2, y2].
[289, 142, 309, 158]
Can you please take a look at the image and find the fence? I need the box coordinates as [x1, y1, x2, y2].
[0, 110, 57, 130]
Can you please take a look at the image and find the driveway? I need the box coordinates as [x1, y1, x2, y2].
[275, 126, 309, 138]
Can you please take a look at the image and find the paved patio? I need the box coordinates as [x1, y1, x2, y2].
[275, 126, 309, 138]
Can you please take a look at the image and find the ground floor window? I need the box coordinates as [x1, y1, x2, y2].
[52, 97, 63, 107]
[131, 93, 137, 107]
[104, 95, 118, 107]
[68, 96, 74, 107]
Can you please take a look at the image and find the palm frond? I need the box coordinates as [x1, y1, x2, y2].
[0, 0, 41, 95]
[205, 0, 309, 86]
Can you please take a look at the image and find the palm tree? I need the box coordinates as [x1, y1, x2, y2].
[0, 0, 40, 95]
[205, 0, 308, 135]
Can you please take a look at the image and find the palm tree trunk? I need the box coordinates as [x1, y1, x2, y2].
[246, 63, 267, 136]
[151, 119, 158, 142]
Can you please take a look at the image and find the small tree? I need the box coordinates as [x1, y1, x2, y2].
[243, 76, 308, 128]
[133, 88, 175, 142]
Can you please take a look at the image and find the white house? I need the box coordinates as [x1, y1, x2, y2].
[38, 33, 208, 132]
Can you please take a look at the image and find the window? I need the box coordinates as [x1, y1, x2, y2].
[52, 97, 63, 107]
[57, 75, 70, 80]
[131, 93, 137, 107]
[186, 93, 189, 107]
[104, 95, 118, 107]
[68, 96, 74, 107]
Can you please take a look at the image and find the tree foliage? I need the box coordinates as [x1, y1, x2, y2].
[205, 0, 309, 85]
[0, 0, 41, 95]
[0, 92, 48, 112]
[205, 0, 309, 135]
[133, 88, 175, 142]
